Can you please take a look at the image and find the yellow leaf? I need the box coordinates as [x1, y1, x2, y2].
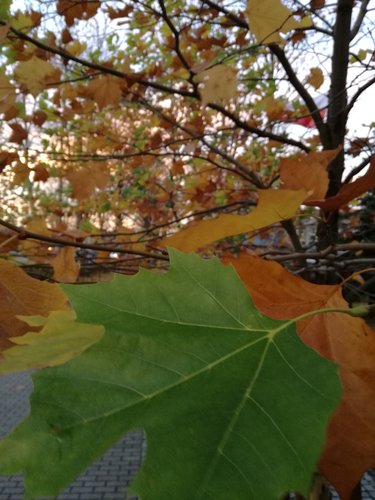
[0, 310, 104, 374]
[162, 188, 307, 252]
[306, 67, 324, 89]
[196, 65, 238, 105]
[0, 259, 68, 353]
[11, 12, 35, 32]
[246, 0, 312, 44]
[14, 55, 59, 96]
[11, 161, 30, 184]
[65, 40, 87, 56]
[51, 246, 80, 283]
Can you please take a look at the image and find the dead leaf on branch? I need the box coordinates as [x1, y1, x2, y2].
[246, 0, 312, 45]
[66, 163, 110, 200]
[57, 0, 100, 26]
[224, 252, 375, 499]
[196, 65, 238, 105]
[86, 75, 124, 109]
[0, 151, 18, 173]
[306, 67, 324, 89]
[0, 23, 10, 42]
[8, 124, 28, 144]
[14, 55, 61, 96]
[32, 164, 49, 182]
[306, 157, 375, 209]
[161, 188, 307, 252]
[51, 246, 80, 283]
[0, 259, 68, 353]
[280, 148, 340, 202]
[18, 218, 52, 261]
[0, 73, 17, 114]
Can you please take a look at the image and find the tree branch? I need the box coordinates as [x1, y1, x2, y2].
[0, 220, 169, 261]
[268, 44, 329, 146]
[3, 21, 197, 99]
[345, 75, 375, 120]
[350, 0, 370, 40]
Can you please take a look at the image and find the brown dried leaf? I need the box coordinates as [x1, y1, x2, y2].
[9, 124, 28, 144]
[280, 148, 340, 201]
[0, 151, 18, 173]
[32, 110, 48, 126]
[0, 259, 68, 353]
[51, 246, 80, 283]
[306, 67, 324, 89]
[57, 0, 100, 26]
[86, 76, 123, 109]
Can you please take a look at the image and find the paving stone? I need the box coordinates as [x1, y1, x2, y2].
[0, 371, 142, 499]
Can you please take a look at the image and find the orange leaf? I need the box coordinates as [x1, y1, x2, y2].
[0, 259, 68, 353]
[86, 76, 123, 109]
[306, 157, 375, 209]
[162, 188, 306, 252]
[225, 252, 375, 498]
[280, 148, 340, 201]
[51, 246, 80, 283]
[66, 164, 110, 200]
[14, 56, 60, 96]
[66, 169, 95, 200]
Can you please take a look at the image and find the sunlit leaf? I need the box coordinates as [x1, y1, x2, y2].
[162, 189, 306, 252]
[246, 0, 312, 44]
[0, 310, 104, 374]
[196, 65, 238, 105]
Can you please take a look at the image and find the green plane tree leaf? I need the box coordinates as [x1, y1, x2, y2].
[0, 250, 341, 500]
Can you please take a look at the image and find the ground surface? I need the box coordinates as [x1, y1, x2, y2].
[0, 371, 143, 500]
[1, 371, 374, 499]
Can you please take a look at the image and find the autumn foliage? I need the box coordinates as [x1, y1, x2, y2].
[0, 0, 374, 499]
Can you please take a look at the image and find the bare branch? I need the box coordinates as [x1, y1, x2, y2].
[0, 220, 169, 261]
[350, 0, 371, 40]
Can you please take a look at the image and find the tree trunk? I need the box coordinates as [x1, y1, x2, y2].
[317, 0, 353, 250]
